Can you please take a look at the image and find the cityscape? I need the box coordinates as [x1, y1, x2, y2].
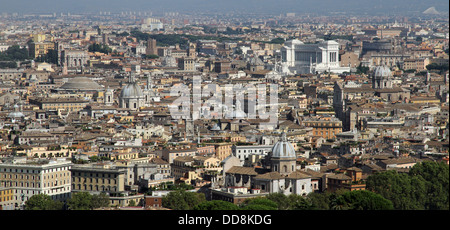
[0, 0, 448, 217]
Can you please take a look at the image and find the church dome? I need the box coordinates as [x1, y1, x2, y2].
[8, 105, 24, 118]
[59, 77, 104, 91]
[120, 82, 144, 99]
[248, 56, 264, 66]
[271, 132, 296, 158]
[373, 65, 392, 79]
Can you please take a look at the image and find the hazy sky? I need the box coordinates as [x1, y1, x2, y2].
[0, 0, 448, 15]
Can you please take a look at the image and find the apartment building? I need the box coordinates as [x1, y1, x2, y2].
[204, 143, 232, 161]
[70, 164, 126, 195]
[402, 58, 430, 71]
[171, 156, 221, 180]
[303, 117, 343, 140]
[232, 144, 273, 163]
[28, 41, 55, 58]
[0, 158, 72, 204]
[161, 148, 197, 164]
[29, 97, 89, 112]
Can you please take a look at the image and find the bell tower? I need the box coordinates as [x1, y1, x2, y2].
[105, 87, 114, 106]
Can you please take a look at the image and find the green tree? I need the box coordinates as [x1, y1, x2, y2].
[36, 49, 58, 64]
[356, 63, 369, 74]
[409, 161, 449, 210]
[67, 192, 93, 210]
[265, 193, 291, 210]
[426, 63, 449, 73]
[335, 190, 394, 210]
[162, 190, 205, 210]
[269, 38, 285, 44]
[193, 200, 239, 210]
[366, 170, 427, 210]
[144, 54, 159, 59]
[91, 193, 110, 209]
[307, 192, 332, 210]
[24, 194, 64, 210]
[0, 61, 17, 68]
[128, 200, 136, 207]
[367, 162, 449, 210]
[241, 197, 278, 210]
[288, 194, 312, 210]
[88, 43, 112, 54]
[0, 45, 30, 61]
[89, 156, 99, 162]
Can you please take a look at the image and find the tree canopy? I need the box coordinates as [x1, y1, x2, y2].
[331, 190, 394, 210]
[88, 43, 112, 54]
[24, 194, 64, 210]
[366, 161, 449, 210]
[0, 45, 30, 61]
[67, 192, 110, 210]
[162, 190, 206, 210]
[35, 49, 58, 64]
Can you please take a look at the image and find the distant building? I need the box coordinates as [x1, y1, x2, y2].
[141, 18, 163, 32]
[61, 50, 88, 68]
[280, 39, 350, 75]
[146, 39, 157, 56]
[232, 145, 273, 163]
[119, 73, 145, 110]
[214, 60, 232, 73]
[362, 39, 393, 55]
[178, 57, 196, 71]
[326, 167, 366, 192]
[28, 41, 55, 58]
[223, 133, 313, 197]
[29, 96, 90, 113]
[303, 117, 343, 140]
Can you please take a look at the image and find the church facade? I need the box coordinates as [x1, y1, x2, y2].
[223, 133, 312, 196]
[333, 65, 411, 131]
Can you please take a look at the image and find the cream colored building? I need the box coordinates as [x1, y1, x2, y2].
[29, 41, 55, 58]
[171, 156, 222, 181]
[70, 164, 126, 195]
[16, 145, 77, 158]
[29, 97, 89, 112]
[402, 58, 430, 71]
[0, 158, 72, 204]
[205, 143, 232, 161]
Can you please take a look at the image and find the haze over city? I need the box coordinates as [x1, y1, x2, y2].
[0, 0, 448, 15]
